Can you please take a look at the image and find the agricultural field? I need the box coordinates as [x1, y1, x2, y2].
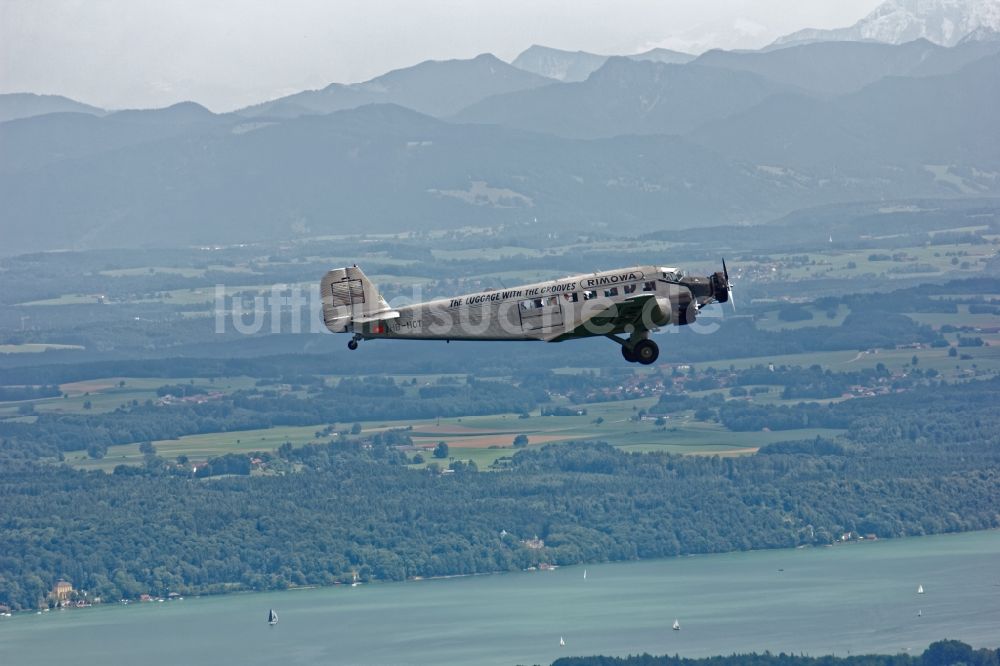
[0, 375, 258, 418]
[752, 239, 997, 283]
[3, 216, 998, 482]
[62, 388, 846, 473]
[695, 344, 1000, 377]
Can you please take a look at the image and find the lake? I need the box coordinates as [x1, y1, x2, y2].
[2, 530, 998, 665]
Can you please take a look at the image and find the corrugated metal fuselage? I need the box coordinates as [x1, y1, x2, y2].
[357, 265, 686, 342]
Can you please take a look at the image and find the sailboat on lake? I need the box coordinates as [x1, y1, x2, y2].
[917, 584, 925, 594]
[672, 619, 680, 631]
[268, 609, 278, 625]
[559, 636, 565, 646]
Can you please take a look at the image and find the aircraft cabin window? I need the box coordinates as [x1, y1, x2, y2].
[565, 292, 579, 303]
[604, 287, 619, 297]
[643, 281, 656, 292]
[533, 299, 544, 308]
[624, 284, 637, 294]
[583, 290, 597, 301]
[545, 296, 559, 307]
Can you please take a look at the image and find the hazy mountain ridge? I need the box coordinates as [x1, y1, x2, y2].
[509, 44, 695, 82]
[0, 102, 231, 175]
[772, 0, 1000, 48]
[0, 103, 802, 254]
[237, 53, 555, 119]
[453, 57, 791, 138]
[0, 93, 105, 123]
[694, 37, 1000, 95]
[688, 51, 1000, 174]
[511, 45, 610, 82]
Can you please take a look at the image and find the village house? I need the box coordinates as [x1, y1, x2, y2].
[521, 536, 545, 549]
[50, 580, 73, 605]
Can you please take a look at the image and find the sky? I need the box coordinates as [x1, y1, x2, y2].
[1, 0, 884, 112]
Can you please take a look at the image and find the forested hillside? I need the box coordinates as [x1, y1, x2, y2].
[2, 376, 999, 610]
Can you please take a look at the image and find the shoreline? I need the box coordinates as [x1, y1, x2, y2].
[6, 526, 997, 618]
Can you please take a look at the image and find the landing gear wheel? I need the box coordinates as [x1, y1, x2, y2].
[347, 339, 359, 351]
[633, 339, 659, 365]
[621, 345, 637, 363]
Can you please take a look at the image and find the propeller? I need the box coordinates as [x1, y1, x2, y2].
[722, 258, 735, 311]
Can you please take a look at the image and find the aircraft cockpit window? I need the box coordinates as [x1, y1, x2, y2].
[642, 281, 656, 292]
[624, 284, 637, 294]
[604, 287, 619, 297]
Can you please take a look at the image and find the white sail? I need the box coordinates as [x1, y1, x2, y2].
[268, 608, 278, 625]
[672, 619, 680, 630]
[917, 584, 925, 594]
[583, 570, 587, 580]
[559, 636, 565, 646]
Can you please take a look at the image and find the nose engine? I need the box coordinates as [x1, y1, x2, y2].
[711, 271, 729, 303]
[678, 260, 733, 312]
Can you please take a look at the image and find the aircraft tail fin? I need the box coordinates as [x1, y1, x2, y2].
[320, 265, 397, 333]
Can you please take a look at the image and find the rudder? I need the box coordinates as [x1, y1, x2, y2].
[320, 265, 396, 333]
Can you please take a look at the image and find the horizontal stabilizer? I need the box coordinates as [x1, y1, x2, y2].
[351, 311, 400, 324]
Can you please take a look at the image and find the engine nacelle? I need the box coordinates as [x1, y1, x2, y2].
[675, 293, 696, 326]
[645, 295, 698, 327]
[648, 297, 672, 326]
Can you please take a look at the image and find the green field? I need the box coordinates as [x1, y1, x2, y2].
[63, 390, 845, 473]
[694, 344, 1000, 377]
[0, 375, 258, 418]
[906, 304, 1000, 329]
[759, 241, 996, 282]
[66, 423, 335, 472]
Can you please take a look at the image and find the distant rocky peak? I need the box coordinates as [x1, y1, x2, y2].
[772, 0, 1000, 48]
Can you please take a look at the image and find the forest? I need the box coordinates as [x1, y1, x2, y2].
[546, 639, 1000, 666]
[1, 377, 999, 610]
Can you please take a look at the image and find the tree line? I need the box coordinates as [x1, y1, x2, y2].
[548, 639, 999, 666]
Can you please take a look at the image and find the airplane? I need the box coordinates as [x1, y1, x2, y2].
[320, 262, 733, 364]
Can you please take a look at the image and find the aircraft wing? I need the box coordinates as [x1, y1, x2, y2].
[546, 294, 658, 342]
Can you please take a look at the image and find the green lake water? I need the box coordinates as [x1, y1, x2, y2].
[2, 530, 998, 665]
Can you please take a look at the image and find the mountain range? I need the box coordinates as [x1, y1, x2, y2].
[237, 53, 555, 119]
[2, 0, 999, 255]
[453, 58, 790, 138]
[0, 104, 795, 253]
